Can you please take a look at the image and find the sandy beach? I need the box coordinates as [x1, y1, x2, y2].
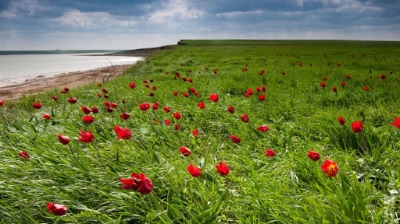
[0, 46, 166, 101]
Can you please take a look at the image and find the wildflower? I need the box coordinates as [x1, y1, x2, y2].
[321, 159, 338, 178]
[173, 91, 178, 96]
[173, 112, 181, 120]
[265, 149, 276, 157]
[120, 173, 153, 194]
[164, 119, 171, 125]
[32, 102, 42, 109]
[364, 86, 369, 91]
[152, 102, 158, 110]
[77, 130, 94, 143]
[216, 162, 230, 176]
[338, 116, 345, 125]
[187, 164, 201, 177]
[261, 85, 266, 92]
[129, 82, 136, 88]
[192, 129, 199, 137]
[120, 112, 130, 120]
[227, 106, 235, 113]
[246, 88, 253, 96]
[258, 94, 266, 101]
[320, 82, 326, 88]
[114, 126, 132, 140]
[307, 150, 320, 161]
[332, 86, 337, 93]
[240, 114, 249, 123]
[209, 93, 219, 102]
[139, 102, 150, 111]
[352, 121, 363, 133]
[379, 73, 386, 79]
[81, 106, 91, 114]
[18, 151, 30, 159]
[229, 135, 241, 144]
[174, 124, 180, 130]
[51, 95, 58, 101]
[43, 113, 51, 120]
[58, 134, 70, 145]
[281, 70, 286, 75]
[182, 92, 189, 97]
[0, 100, 5, 106]
[47, 203, 67, 216]
[197, 102, 205, 109]
[91, 106, 98, 113]
[67, 97, 77, 104]
[341, 81, 346, 87]
[390, 117, 400, 128]
[111, 102, 118, 108]
[180, 146, 191, 157]
[164, 106, 170, 113]
[257, 125, 269, 132]
[82, 115, 94, 124]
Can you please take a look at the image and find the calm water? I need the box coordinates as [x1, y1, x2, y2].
[0, 52, 143, 87]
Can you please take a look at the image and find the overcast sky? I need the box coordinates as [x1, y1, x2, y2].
[0, 0, 399, 50]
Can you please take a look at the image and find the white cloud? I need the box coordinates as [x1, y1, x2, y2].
[216, 10, 264, 18]
[52, 10, 136, 28]
[0, 0, 51, 18]
[147, 0, 204, 23]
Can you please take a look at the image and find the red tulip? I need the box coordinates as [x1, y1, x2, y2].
[338, 116, 345, 125]
[187, 164, 201, 177]
[51, 95, 58, 101]
[257, 125, 269, 132]
[120, 173, 153, 194]
[173, 112, 181, 120]
[43, 113, 51, 120]
[307, 150, 320, 161]
[345, 75, 351, 79]
[320, 159, 338, 178]
[67, 97, 77, 104]
[188, 78, 193, 83]
[227, 106, 235, 113]
[114, 126, 132, 140]
[320, 82, 326, 88]
[332, 86, 337, 93]
[351, 121, 363, 133]
[0, 100, 5, 106]
[32, 102, 42, 109]
[173, 91, 178, 96]
[229, 135, 241, 144]
[58, 134, 70, 145]
[91, 106, 99, 113]
[265, 149, 275, 157]
[322, 76, 327, 81]
[192, 129, 199, 137]
[164, 106, 170, 113]
[97, 83, 102, 87]
[281, 70, 286, 75]
[261, 85, 266, 92]
[18, 151, 30, 159]
[164, 119, 171, 125]
[120, 112, 130, 120]
[174, 124, 180, 130]
[82, 115, 94, 124]
[149, 79, 153, 82]
[246, 88, 253, 96]
[129, 82, 136, 88]
[379, 73, 386, 79]
[182, 92, 189, 97]
[61, 87, 69, 94]
[240, 114, 249, 123]
[255, 87, 261, 92]
[47, 203, 67, 216]
[139, 102, 150, 111]
[337, 62, 341, 67]
[215, 162, 230, 176]
[258, 94, 266, 101]
[180, 146, 191, 157]
[81, 106, 91, 114]
[152, 102, 158, 110]
[97, 93, 102, 98]
[390, 117, 400, 128]
[106, 107, 113, 112]
[209, 93, 219, 102]
[258, 70, 264, 75]
[213, 69, 217, 74]
[111, 102, 118, 108]
[77, 130, 94, 143]
[364, 86, 369, 91]
[197, 102, 205, 109]
[143, 80, 148, 83]
[151, 86, 157, 90]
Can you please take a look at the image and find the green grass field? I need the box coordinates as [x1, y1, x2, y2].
[1, 40, 400, 223]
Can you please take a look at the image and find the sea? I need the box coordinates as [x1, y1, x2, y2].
[0, 50, 144, 87]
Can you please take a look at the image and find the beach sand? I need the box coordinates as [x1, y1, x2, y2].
[0, 46, 167, 101]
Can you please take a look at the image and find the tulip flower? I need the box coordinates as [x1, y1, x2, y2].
[390, 117, 400, 128]
[67, 97, 77, 104]
[180, 146, 191, 157]
[209, 93, 219, 102]
[187, 164, 201, 177]
[81, 106, 91, 114]
[47, 203, 67, 216]
[114, 126, 132, 140]
[120, 112, 130, 120]
[82, 115, 94, 124]
[197, 102, 205, 109]
[173, 112, 181, 120]
[338, 116, 345, 125]
[320, 159, 338, 178]
[77, 130, 94, 143]
[120, 173, 153, 194]
[215, 162, 230, 176]
[265, 149, 276, 157]
[307, 150, 320, 161]
[18, 151, 30, 159]
[43, 113, 51, 120]
[257, 125, 269, 132]
[227, 106, 235, 113]
[229, 135, 241, 144]
[139, 102, 150, 111]
[58, 134, 70, 145]
[32, 102, 42, 109]
[351, 121, 363, 133]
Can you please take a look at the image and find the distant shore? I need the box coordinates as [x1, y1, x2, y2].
[0, 45, 175, 101]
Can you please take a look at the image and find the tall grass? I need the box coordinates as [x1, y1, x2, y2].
[1, 40, 400, 223]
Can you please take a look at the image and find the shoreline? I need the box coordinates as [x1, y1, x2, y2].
[0, 45, 172, 101]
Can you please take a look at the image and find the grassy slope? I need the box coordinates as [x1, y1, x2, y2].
[1, 40, 400, 223]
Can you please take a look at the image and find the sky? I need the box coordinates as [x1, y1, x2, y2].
[0, 0, 399, 50]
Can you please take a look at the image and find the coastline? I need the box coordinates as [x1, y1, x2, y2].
[0, 45, 171, 101]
